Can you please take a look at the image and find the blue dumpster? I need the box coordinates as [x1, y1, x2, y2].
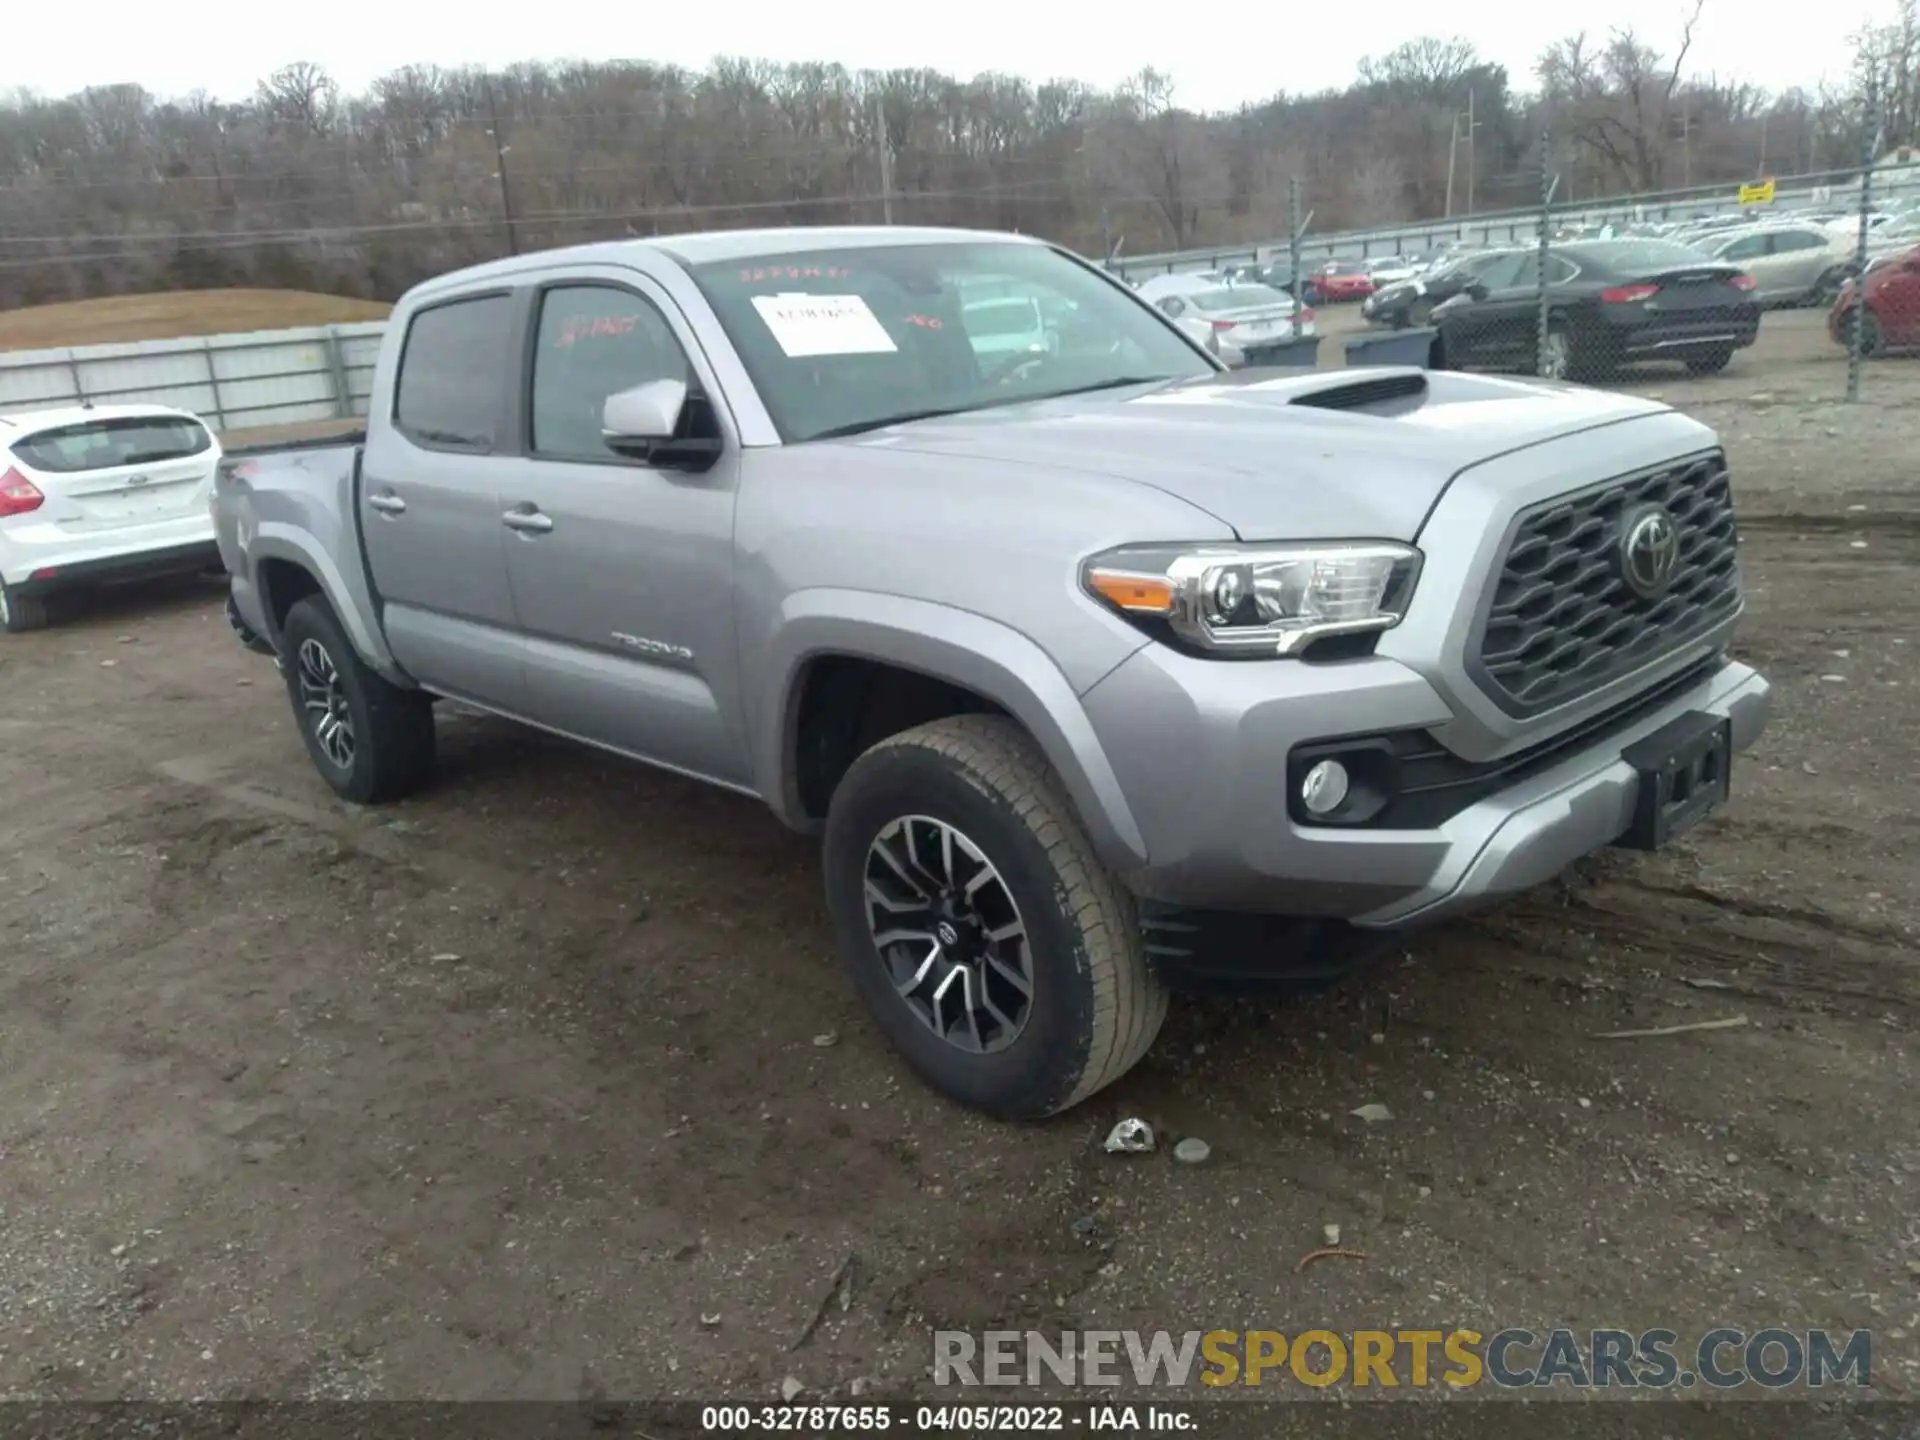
[1342, 326, 1439, 369]
[1237, 333, 1322, 369]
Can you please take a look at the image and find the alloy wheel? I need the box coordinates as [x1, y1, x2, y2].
[862, 814, 1033, 1054]
[296, 637, 356, 770]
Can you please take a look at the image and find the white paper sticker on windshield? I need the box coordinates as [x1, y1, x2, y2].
[751, 293, 898, 357]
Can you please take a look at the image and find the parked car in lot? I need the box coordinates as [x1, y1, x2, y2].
[1829, 242, 1920, 355]
[1314, 259, 1376, 301]
[1219, 263, 1322, 306]
[215, 225, 1770, 1120]
[1431, 239, 1761, 380]
[1137, 275, 1314, 356]
[1697, 223, 1859, 306]
[1362, 248, 1526, 329]
[1, 403, 222, 633]
[1364, 256, 1422, 288]
[960, 295, 1050, 359]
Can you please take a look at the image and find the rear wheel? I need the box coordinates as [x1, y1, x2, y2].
[823, 714, 1168, 1120]
[1858, 310, 1887, 357]
[1685, 347, 1735, 375]
[0, 581, 51, 634]
[279, 596, 436, 804]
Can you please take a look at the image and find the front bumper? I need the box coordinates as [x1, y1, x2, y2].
[1080, 645, 1770, 928]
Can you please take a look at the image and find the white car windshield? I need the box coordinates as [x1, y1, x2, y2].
[1190, 285, 1290, 311]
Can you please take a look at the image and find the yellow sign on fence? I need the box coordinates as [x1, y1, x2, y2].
[1739, 178, 1777, 206]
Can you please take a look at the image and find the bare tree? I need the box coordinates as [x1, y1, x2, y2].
[0, 23, 1880, 314]
[1540, 0, 1702, 191]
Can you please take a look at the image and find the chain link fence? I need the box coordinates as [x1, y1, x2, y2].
[1328, 115, 1918, 411]
[1197, 111, 1918, 413]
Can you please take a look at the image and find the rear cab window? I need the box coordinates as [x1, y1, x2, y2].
[13, 415, 211, 473]
[393, 293, 516, 450]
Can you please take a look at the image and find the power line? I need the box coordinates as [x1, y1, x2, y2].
[0, 176, 1078, 270]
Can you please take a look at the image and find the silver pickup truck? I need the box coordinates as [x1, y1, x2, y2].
[214, 225, 1770, 1120]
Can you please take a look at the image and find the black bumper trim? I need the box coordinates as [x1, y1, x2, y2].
[12, 541, 222, 596]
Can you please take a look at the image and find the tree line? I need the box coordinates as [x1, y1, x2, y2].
[0, 2, 1911, 310]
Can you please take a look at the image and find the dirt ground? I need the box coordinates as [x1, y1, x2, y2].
[0, 290, 389, 352]
[2, 309, 1917, 1417]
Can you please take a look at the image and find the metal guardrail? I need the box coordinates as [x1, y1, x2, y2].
[1111, 164, 1920, 278]
[0, 322, 385, 433]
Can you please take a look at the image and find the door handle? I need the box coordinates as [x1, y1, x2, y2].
[502, 507, 554, 534]
[367, 493, 406, 515]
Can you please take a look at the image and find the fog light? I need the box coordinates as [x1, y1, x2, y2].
[1300, 759, 1350, 816]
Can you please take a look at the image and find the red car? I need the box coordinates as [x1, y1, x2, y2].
[1829, 243, 1920, 354]
[1315, 259, 1376, 302]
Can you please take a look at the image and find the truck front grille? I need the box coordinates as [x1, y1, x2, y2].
[1470, 452, 1741, 716]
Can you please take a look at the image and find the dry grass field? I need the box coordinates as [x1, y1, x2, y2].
[0, 289, 390, 352]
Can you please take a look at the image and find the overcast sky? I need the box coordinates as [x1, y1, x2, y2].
[0, 0, 1893, 111]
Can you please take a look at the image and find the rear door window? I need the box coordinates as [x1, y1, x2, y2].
[13, 414, 211, 473]
[393, 294, 515, 450]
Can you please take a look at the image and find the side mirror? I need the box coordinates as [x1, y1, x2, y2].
[601, 378, 722, 471]
[1465, 281, 1491, 302]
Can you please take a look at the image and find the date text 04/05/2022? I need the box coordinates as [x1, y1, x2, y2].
[698, 1403, 1195, 1432]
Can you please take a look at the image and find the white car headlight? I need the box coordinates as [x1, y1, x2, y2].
[1083, 541, 1421, 656]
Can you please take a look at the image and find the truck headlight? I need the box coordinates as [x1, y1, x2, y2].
[1082, 541, 1421, 656]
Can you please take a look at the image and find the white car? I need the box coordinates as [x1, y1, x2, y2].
[1365, 256, 1422, 287]
[0, 403, 223, 632]
[1136, 275, 1315, 360]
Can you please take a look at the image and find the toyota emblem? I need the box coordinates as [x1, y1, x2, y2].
[1619, 505, 1681, 598]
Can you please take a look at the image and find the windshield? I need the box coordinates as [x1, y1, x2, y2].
[686, 241, 1214, 443]
[1584, 239, 1715, 270]
[1192, 285, 1289, 311]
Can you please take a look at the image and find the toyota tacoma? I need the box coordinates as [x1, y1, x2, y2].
[213, 226, 1770, 1119]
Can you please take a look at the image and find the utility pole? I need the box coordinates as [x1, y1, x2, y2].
[877, 99, 894, 224]
[1466, 88, 1477, 218]
[482, 73, 519, 255]
[1444, 112, 1459, 218]
[1681, 97, 1693, 189]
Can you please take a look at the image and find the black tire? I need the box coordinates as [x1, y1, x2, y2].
[0, 581, 51, 634]
[823, 714, 1168, 1120]
[1685, 347, 1735, 375]
[1810, 267, 1848, 307]
[279, 596, 435, 805]
[1859, 310, 1887, 358]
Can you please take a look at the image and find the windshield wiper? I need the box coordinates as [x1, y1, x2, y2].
[807, 406, 978, 441]
[1039, 374, 1185, 398]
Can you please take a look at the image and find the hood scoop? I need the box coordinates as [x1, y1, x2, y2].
[1287, 369, 1429, 413]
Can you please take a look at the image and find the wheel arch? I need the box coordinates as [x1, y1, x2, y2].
[758, 590, 1150, 869]
[246, 527, 408, 683]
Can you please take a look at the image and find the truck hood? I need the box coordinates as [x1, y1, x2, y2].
[863, 368, 1683, 541]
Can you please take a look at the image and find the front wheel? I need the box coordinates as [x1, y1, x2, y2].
[823, 715, 1168, 1119]
[279, 597, 436, 804]
[1811, 268, 1849, 307]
